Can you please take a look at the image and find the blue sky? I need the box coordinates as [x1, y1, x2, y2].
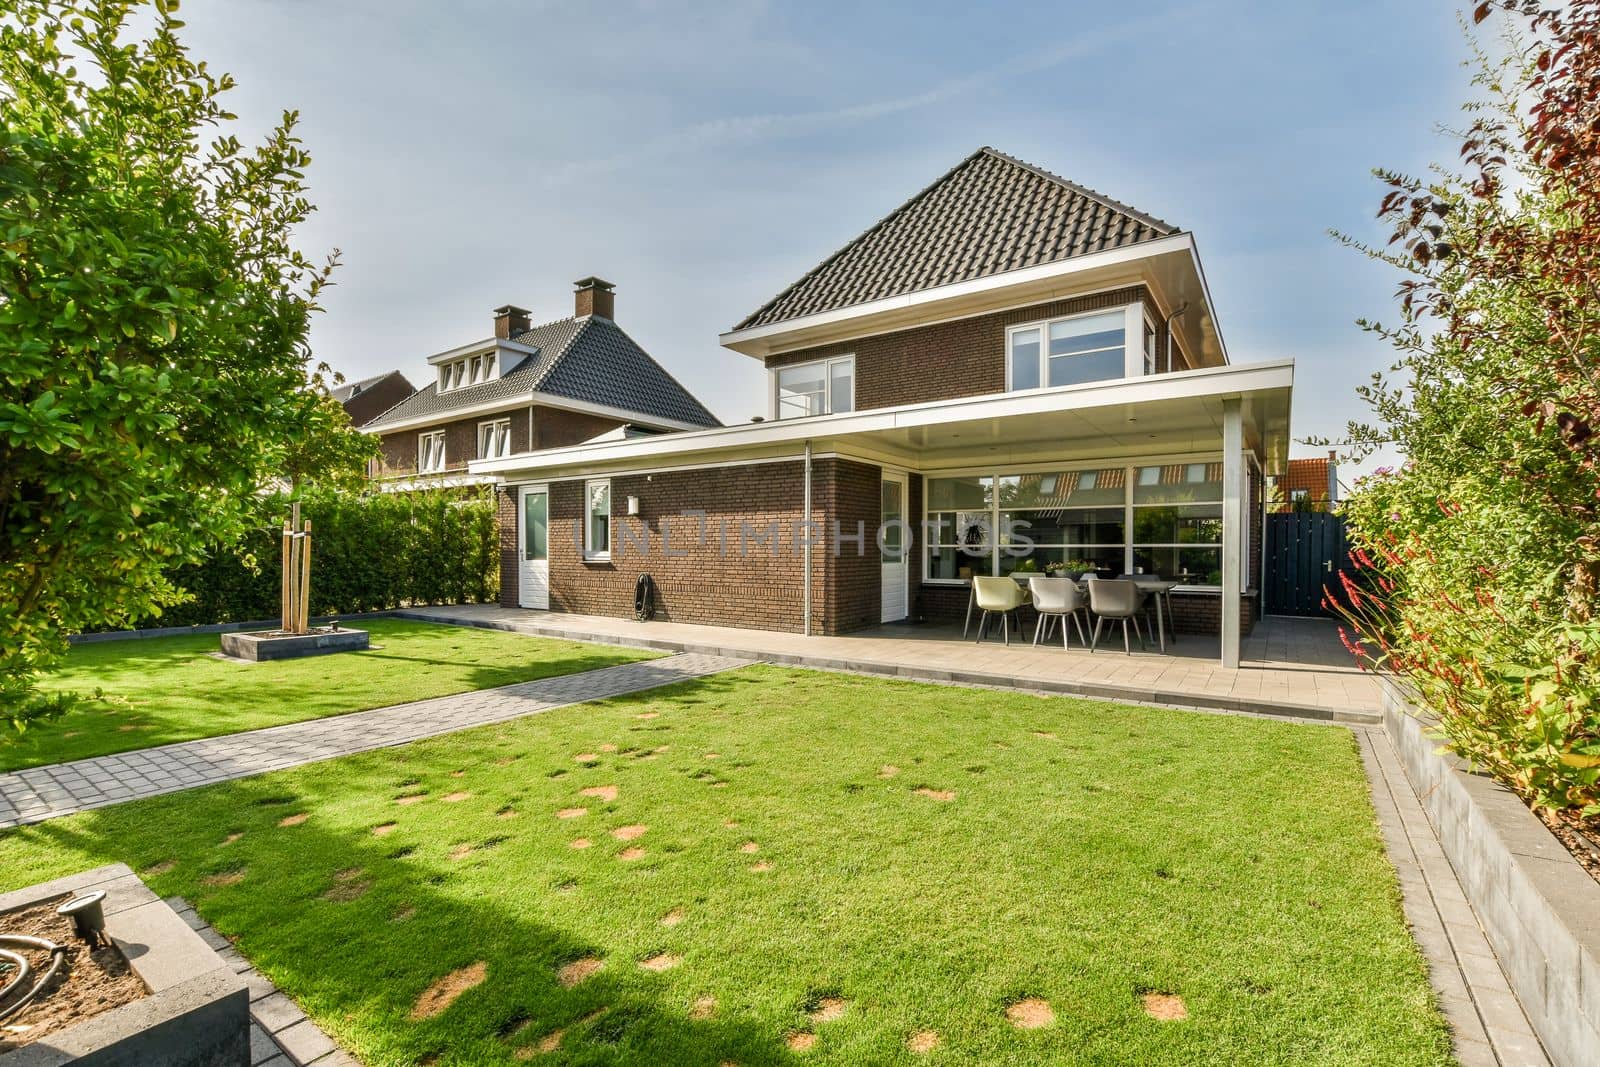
[180, 1, 1470, 475]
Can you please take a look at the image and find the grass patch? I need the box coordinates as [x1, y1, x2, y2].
[0, 666, 1450, 1065]
[3, 620, 658, 771]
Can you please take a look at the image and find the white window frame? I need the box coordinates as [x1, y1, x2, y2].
[1142, 311, 1158, 376]
[477, 418, 511, 460]
[438, 351, 496, 393]
[584, 478, 611, 560]
[920, 451, 1228, 591]
[418, 430, 446, 473]
[770, 354, 855, 420]
[1005, 303, 1143, 392]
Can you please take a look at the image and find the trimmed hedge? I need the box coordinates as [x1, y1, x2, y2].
[129, 487, 499, 628]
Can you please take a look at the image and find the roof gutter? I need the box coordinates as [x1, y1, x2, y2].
[718, 233, 1201, 356]
[468, 360, 1295, 479]
[361, 391, 712, 436]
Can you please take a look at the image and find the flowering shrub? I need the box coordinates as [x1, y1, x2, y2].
[1334, 2, 1600, 815]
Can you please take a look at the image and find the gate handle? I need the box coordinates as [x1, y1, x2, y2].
[1323, 560, 1333, 572]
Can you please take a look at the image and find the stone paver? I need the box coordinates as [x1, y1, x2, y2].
[399, 604, 1379, 723]
[168, 895, 351, 1066]
[1356, 726, 1552, 1066]
[0, 653, 746, 829]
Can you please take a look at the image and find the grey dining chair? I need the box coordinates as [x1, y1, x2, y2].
[1086, 577, 1147, 654]
[1028, 576, 1088, 650]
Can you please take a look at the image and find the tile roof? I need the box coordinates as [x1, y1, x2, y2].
[734, 147, 1178, 331]
[362, 315, 719, 431]
[330, 369, 406, 404]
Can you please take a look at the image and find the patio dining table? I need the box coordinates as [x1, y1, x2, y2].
[961, 574, 1182, 652]
[1122, 575, 1182, 653]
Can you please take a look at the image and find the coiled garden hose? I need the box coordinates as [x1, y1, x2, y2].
[0, 935, 66, 1023]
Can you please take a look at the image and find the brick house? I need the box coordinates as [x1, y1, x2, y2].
[333, 369, 414, 429]
[471, 148, 1294, 667]
[1278, 451, 1339, 511]
[358, 278, 720, 488]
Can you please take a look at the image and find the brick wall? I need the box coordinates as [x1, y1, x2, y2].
[817, 458, 884, 634]
[378, 408, 532, 476]
[1167, 591, 1258, 637]
[533, 406, 625, 451]
[544, 461, 812, 632]
[343, 374, 416, 428]
[766, 287, 1149, 410]
[497, 458, 895, 635]
[497, 488, 519, 608]
[376, 405, 625, 477]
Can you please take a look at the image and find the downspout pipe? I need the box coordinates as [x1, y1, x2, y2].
[802, 441, 813, 637]
[1162, 302, 1190, 373]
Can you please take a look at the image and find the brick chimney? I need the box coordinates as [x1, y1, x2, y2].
[493, 304, 531, 339]
[573, 277, 615, 320]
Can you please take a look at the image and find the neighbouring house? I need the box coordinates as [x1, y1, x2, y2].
[470, 148, 1292, 666]
[1278, 451, 1339, 511]
[358, 278, 721, 488]
[332, 369, 415, 429]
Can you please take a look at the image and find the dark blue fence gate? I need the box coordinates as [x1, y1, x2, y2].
[1264, 511, 1350, 617]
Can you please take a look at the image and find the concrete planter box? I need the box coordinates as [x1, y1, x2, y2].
[1382, 681, 1600, 1067]
[219, 628, 369, 662]
[0, 863, 247, 1066]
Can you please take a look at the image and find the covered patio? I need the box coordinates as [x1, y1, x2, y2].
[402, 604, 1378, 723]
[473, 359, 1295, 668]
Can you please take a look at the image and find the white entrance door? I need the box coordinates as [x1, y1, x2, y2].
[880, 472, 909, 623]
[518, 485, 549, 610]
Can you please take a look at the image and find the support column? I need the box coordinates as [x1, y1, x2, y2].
[1221, 397, 1242, 668]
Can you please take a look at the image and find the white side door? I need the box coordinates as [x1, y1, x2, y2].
[518, 484, 549, 610]
[880, 472, 909, 623]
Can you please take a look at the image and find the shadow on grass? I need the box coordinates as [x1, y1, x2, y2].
[15, 763, 794, 1067]
[4, 622, 661, 773]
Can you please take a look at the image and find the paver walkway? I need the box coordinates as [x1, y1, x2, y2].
[0, 653, 747, 829]
[1357, 725, 1551, 1066]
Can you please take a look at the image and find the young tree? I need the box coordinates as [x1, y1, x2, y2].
[0, 0, 368, 724]
[1337, 1, 1600, 814]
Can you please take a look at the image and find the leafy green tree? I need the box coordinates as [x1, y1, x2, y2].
[0, 0, 362, 725]
[280, 390, 379, 494]
[1334, 1, 1600, 815]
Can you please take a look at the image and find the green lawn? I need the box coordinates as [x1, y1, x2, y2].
[0, 667, 1450, 1066]
[3, 620, 659, 771]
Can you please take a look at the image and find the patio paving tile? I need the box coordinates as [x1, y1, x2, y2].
[1356, 726, 1552, 1065]
[398, 605, 1379, 723]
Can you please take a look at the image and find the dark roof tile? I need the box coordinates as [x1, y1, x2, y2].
[362, 315, 718, 431]
[734, 147, 1177, 331]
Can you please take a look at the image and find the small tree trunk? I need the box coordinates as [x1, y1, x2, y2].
[1568, 557, 1600, 622]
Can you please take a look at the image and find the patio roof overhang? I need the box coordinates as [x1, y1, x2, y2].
[470, 359, 1293, 481]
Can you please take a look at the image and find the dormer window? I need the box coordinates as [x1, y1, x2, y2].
[438, 351, 497, 392]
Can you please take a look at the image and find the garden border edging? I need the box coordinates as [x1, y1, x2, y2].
[1381, 678, 1600, 1067]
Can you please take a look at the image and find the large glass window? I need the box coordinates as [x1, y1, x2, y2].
[585, 480, 611, 559]
[1009, 310, 1126, 390]
[925, 475, 992, 580]
[1131, 462, 1223, 585]
[418, 430, 446, 473]
[997, 469, 1125, 578]
[774, 356, 854, 419]
[924, 459, 1228, 587]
